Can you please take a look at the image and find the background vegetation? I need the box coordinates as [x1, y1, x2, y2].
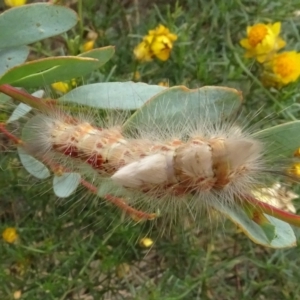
[1, 0, 300, 299]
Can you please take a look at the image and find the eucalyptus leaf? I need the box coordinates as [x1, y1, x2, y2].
[17, 147, 50, 179]
[260, 222, 276, 242]
[78, 46, 115, 69]
[6, 90, 44, 123]
[53, 173, 81, 198]
[254, 121, 300, 158]
[0, 46, 29, 77]
[7, 103, 32, 123]
[0, 4, 77, 49]
[210, 201, 296, 248]
[59, 82, 167, 110]
[123, 86, 242, 132]
[0, 92, 11, 104]
[0, 56, 99, 87]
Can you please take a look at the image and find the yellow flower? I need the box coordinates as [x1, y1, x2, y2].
[4, 0, 26, 7]
[116, 263, 130, 278]
[289, 162, 300, 177]
[13, 290, 22, 300]
[134, 24, 177, 62]
[262, 51, 300, 87]
[133, 40, 153, 62]
[51, 82, 70, 94]
[2, 227, 18, 244]
[139, 237, 154, 248]
[271, 51, 300, 85]
[151, 35, 174, 61]
[240, 22, 286, 63]
[294, 148, 300, 157]
[81, 40, 95, 52]
[133, 71, 141, 81]
[158, 81, 169, 87]
[148, 25, 177, 61]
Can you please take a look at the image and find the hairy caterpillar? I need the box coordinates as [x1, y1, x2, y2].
[1, 83, 300, 247]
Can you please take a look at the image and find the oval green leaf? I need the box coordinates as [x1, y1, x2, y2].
[0, 46, 29, 77]
[53, 173, 81, 198]
[0, 4, 77, 49]
[7, 103, 32, 123]
[6, 90, 44, 123]
[123, 86, 242, 132]
[78, 46, 115, 69]
[0, 56, 98, 87]
[17, 147, 50, 179]
[0, 92, 11, 104]
[254, 121, 300, 158]
[210, 201, 296, 248]
[59, 82, 167, 110]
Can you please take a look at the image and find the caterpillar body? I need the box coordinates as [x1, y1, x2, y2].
[15, 98, 263, 225]
[26, 112, 262, 203]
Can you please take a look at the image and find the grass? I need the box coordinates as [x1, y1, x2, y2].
[2, 0, 300, 299]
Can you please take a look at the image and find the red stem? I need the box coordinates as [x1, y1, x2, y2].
[244, 195, 300, 227]
[80, 180, 155, 220]
[104, 194, 156, 220]
[0, 123, 23, 145]
[0, 84, 53, 112]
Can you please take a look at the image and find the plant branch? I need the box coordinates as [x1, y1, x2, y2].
[0, 84, 52, 112]
[244, 194, 300, 227]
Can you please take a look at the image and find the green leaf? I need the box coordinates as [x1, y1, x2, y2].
[0, 46, 29, 77]
[0, 4, 77, 49]
[254, 121, 300, 158]
[59, 82, 167, 110]
[123, 86, 242, 132]
[260, 222, 276, 242]
[0, 92, 11, 104]
[242, 203, 276, 242]
[78, 46, 115, 68]
[6, 90, 44, 123]
[7, 103, 32, 124]
[17, 147, 50, 179]
[0, 56, 99, 87]
[53, 173, 81, 198]
[210, 201, 296, 248]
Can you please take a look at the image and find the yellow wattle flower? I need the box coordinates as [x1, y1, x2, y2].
[158, 81, 169, 87]
[51, 82, 70, 94]
[133, 40, 153, 62]
[116, 263, 130, 278]
[4, 0, 26, 7]
[151, 34, 174, 61]
[240, 22, 286, 63]
[13, 290, 22, 300]
[133, 24, 177, 62]
[2, 227, 18, 244]
[133, 71, 141, 81]
[82, 40, 95, 52]
[294, 148, 300, 157]
[139, 237, 154, 248]
[290, 162, 300, 177]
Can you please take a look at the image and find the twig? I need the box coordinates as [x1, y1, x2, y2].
[242, 194, 300, 227]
